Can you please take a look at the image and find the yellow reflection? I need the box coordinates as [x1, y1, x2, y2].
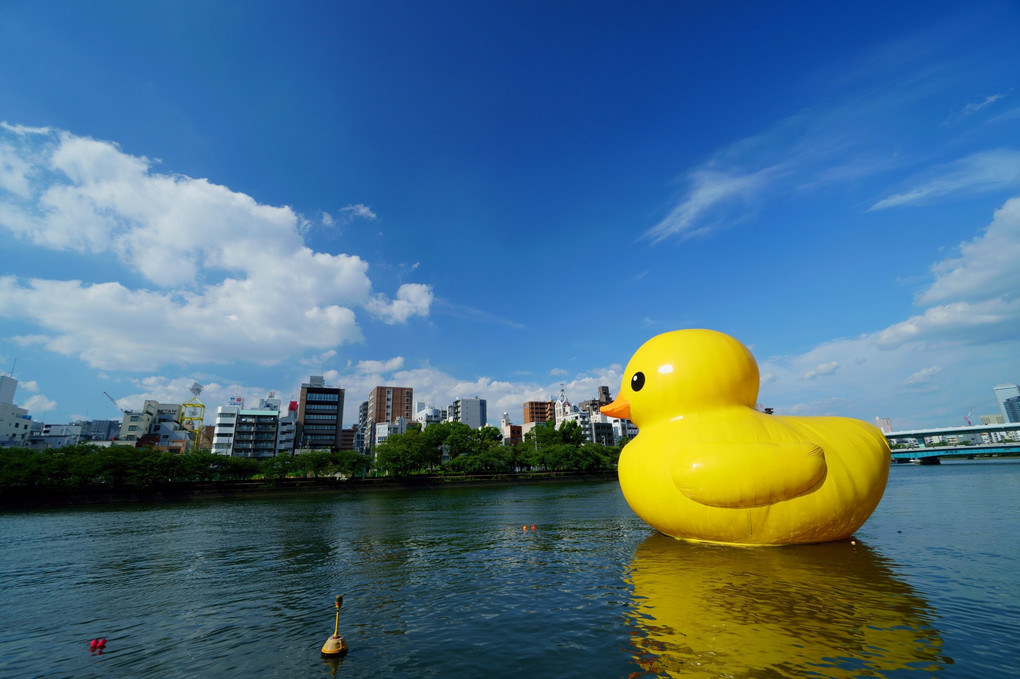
[626, 534, 948, 678]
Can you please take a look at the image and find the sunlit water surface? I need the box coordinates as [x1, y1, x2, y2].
[1, 461, 1017, 678]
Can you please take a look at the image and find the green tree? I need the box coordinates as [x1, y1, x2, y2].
[261, 454, 295, 481]
[374, 433, 421, 477]
[330, 450, 370, 477]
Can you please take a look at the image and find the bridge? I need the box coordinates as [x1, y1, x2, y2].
[884, 422, 1020, 463]
[889, 442, 1020, 463]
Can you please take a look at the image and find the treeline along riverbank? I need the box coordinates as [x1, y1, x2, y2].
[1, 469, 619, 509]
[0, 421, 623, 509]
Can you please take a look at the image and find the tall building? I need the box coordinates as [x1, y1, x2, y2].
[366, 386, 413, 451]
[994, 383, 1020, 423]
[212, 405, 278, 458]
[0, 374, 17, 405]
[118, 400, 160, 442]
[277, 401, 297, 455]
[356, 401, 369, 453]
[212, 393, 293, 457]
[1005, 396, 1020, 425]
[0, 375, 32, 446]
[296, 376, 344, 450]
[523, 400, 555, 424]
[448, 397, 487, 429]
[874, 417, 892, 434]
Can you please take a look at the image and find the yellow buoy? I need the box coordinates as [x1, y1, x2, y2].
[320, 595, 349, 657]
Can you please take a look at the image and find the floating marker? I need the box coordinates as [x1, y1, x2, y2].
[321, 596, 349, 657]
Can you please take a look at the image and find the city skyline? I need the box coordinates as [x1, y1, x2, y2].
[2, 2, 1019, 431]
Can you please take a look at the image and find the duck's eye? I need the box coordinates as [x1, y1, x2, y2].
[631, 372, 645, 392]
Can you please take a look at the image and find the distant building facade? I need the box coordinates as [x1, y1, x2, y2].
[366, 386, 413, 452]
[1005, 396, 1020, 425]
[118, 400, 160, 442]
[448, 397, 487, 429]
[994, 383, 1020, 423]
[0, 375, 32, 446]
[579, 386, 613, 415]
[414, 402, 446, 427]
[296, 376, 344, 450]
[500, 412, 523, 446]
[523, 400, 555, 424]
[81, 419, 121, 442]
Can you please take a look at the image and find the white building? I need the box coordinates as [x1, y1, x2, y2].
[0, 374, 32, 446]
[277, 408, 297, 455]
[0, 402, 32, 446]
[448, 397, 487, 430]
[994, 383, 1020, 423]
[414, 403, 446, 427]
[118, 400, 159, 442]
[0, 375, 17, 405]
[212, 394, 292, 458]
[373, 417, 411, 450]
[36, 424, 83, 448]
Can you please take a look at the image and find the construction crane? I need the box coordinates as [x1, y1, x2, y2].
[103, 391, 130, 414]
[964, 407, 973, 426]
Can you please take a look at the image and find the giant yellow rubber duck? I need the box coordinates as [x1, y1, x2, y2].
[601, 329, 889, 545]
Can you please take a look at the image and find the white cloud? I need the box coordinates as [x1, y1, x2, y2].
[431, 297, 526, 329]
[354, 357, 405, 375]
[903, 365, 942, 385]
[320, 211, 334, 226]
[549, 368, 568, 376]
[874, 298, 1020, 349]
[21, 394, 56, 413]
[920, 196, 1020, 305]
[367, 283, 434, 324]
[643, 168, 776, 243]
[945, 93, 1008, 124]
[801, 362, 839, 380]
[340, 203, 377, 221]
[870, 149, 1020, 210]
[0, 125, 432, 370]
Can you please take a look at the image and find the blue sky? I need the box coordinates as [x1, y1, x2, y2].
[1, 1, 1019, 431]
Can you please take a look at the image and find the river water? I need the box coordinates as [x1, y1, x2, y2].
[1, 460, 1017, 678]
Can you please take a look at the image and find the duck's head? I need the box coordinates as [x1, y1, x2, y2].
[601, 329, 759, 427]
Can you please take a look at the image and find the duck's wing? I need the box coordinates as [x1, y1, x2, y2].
[672, 441, 826, 508]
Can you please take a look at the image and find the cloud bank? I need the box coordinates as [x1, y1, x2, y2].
[0, 124, 432, 371]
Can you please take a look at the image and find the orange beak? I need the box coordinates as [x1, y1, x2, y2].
[600, 397, 631, 420]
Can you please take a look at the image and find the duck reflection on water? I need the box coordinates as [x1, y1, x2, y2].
[625, 533, 949, 678]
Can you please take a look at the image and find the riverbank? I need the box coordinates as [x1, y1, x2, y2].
[0, 469, 619, 509]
